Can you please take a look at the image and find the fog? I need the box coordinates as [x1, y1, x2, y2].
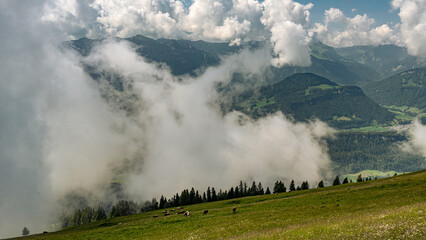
[1, 0, 425, 238]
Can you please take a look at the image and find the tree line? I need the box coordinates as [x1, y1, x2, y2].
[62, 174, 378, 228]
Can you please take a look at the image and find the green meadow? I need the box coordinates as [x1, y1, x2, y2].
[14, 170, 426, 240]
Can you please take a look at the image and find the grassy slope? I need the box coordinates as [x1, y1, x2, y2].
[17, 170, 426, 240]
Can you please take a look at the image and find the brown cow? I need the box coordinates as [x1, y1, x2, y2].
[178, 210, 185, 214]
[164, 211, 170, 216]
[184, 211, 190, 217]
[203, 209, 208, 215]
[232, 207, 236, 213]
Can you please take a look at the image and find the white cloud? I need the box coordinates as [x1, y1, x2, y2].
[402, 119, 426, 157]
[392, 0, 426, 57]
[261, 0, 313, 67]
[311, 8, 402, 47]
[41, 0, 314, 67]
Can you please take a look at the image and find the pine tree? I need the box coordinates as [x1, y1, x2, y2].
[265, 187, 271, 194]
[257, 182, 264, 195]
[207, 187, 212, 202]
[357, 174, 363, 183]
[93, 206, 107, 221]
[290, 180, 296, 191]
[296, 186, 301, 191]
[159, 195, 166, 209]
[235, 186, 240, 197]
[211, 187, 217, 201]
[333, 176, 341, 186]
[317, 180, 324, 188]
[189, 188, 196, 204]
[22, 227, 30, 236]
[301, 181, 309, 190]
[227, 187, 234, 199]
[342, 177, 349, 184]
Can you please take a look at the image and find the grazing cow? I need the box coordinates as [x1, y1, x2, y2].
[153, 215, 158, 218]
[178, 210, 185, 214]
[164, 211, 170, 216]
[203, 209, 208, 215]
[163, 211, 168, 214]
[171, 209, 175, 212]
[177, 207, 183, 210]
[232, 207, 236, 213]
[184, 211, 190, 217]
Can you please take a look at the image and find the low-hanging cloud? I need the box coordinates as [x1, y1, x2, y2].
[392, 0, 426, 57]
[402, 119, 426, 157]
[0, 0, 337, 238]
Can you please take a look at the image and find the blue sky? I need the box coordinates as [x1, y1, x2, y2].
[296, 0, 399, 25]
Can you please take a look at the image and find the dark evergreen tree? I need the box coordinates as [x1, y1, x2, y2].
[250, 181, 257, 195]
[357, 174, 363, 183]
[257, 182, 264, 195]
[202, 192, 207, 202]
[235, 186, 240, 197]
[189, 188, 196, 204]
[317, 180, 324, 188]
[290, 180, 296, 191]
[296, 186, 301, 191]
[227, 187, 234, 199]
[239, 181, 244, 197]
[211, 187, 217, 201]
[159, 195, 166, 209]
[93, 206, 107, 221]
[333, 176, 341, 186]
[22, 227, 30, 236]
[273, 181, 286, 193]
[244, 182, 248, 196]
[265, 187, 271, 194]
[342, 177, 349, 184]
[207, 187, 212, 202]
[301, 181, 309, 190]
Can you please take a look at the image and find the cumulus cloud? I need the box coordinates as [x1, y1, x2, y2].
[311, 8, 402, 47]
[392, 0, 426, 57]
[40, 0, 313, 67]
[261, 0, 312, 67]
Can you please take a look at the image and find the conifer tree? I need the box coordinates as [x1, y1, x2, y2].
[290, 180, 296, 191]
[317, 180, 324, 188]
[333, 176, 341, 186]
[22, 227, 30, 236]
[342, 177, 349, 184]
[207, 187, 212, 202]
[211, 187, 217, 201]
[357, 174, 363, 183]
[265, 187, 271, 194]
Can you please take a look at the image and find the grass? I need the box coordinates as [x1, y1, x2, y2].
[345, 126, 390, 132]
[343, 170, 403, 182]
[13, 170, 426, 240]
[304, 84, 339, 95]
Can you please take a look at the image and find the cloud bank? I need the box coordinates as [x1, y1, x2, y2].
[311, 8, 402, 47]
[392, 0, 426, 57]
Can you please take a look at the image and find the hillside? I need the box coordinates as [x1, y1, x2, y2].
[68, 36, 383, 85]
[15, 170, 426, 239]
[230, 73, 394, 129]
[335, 44, 426, 79]
[363, 68, 426, 110]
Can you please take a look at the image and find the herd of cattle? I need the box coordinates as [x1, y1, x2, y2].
[152, 207, 237, 218]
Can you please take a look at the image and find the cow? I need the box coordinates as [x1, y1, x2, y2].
[203, 209, 208, 215]
[184, 211, 190, 217]
[178, 210, 185, 214]
[164, 211, 170, 216]
[152, 215, 158, 218]
[171, 209, 175, 212]
[232, 207, 236, 214]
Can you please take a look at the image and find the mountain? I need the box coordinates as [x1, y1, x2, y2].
[68, 36, 381, 85]
[230, 73, 394, 129]
[362, 68, 426, 110]
[335, 44, 426, 80]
